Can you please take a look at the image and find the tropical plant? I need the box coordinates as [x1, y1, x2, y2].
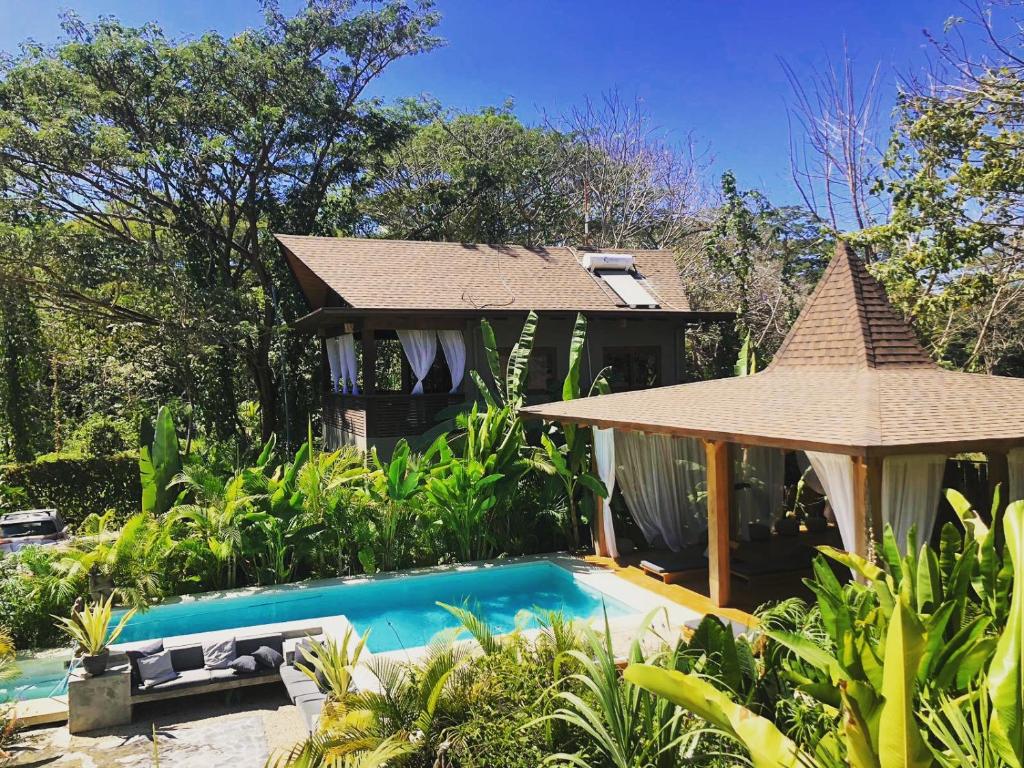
[422, 457, 504, 561]
[296, 629, 369, 703]
[139, 405, 183, 517]
[29, 510, 173, 609]
[533, 609, 693, 768]
[0, 631, 15, 684]
[53, 596, 135, 656]
[167, 465, 266, 589]
[473, 311, 539, 411]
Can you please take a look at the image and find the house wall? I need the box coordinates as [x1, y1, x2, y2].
[468, 314, 685, 397]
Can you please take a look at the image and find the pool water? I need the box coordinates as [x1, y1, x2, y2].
[3, 562, 630, 700]
[0, 655, 70, 702]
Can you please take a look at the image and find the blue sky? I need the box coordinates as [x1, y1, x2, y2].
[0, 0, 960, 204]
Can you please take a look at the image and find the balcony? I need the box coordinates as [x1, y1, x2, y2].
[323, 391, 466, 443]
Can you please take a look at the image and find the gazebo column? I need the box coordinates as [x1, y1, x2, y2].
[988, 451, 1009, 513]
[704, 439, 733, 607]
[852, 456, 884, 567]
[362, 329, 377, 395]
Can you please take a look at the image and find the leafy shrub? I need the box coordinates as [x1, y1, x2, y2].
[0, 550, 67, 648]
[65, 414, 132, 456]
[0, 451, 139, 529]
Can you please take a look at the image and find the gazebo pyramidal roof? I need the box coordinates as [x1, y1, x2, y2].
[522, 243, 1024, 457]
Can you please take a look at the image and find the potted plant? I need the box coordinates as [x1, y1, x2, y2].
[54, 596, 136, 677]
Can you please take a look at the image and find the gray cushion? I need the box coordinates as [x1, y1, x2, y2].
[296, 695, 325, 732]
[140, 668, 211, 692]
[252, 645, 284, 670]
[202, 637, 237, 670]
[230, 655, 258, 674]
[279, 664, 310, 687]
[125, 640, 164, 686]
[209, 668, 237, 682]
[137, 650, 178, 688]
[284, 677, 321, 704]
[237, 634, 283, 657]
[169, 645, 205, 671]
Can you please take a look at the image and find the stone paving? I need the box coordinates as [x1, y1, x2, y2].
[6, 685, 308, 767]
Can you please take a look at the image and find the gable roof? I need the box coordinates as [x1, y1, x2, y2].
[522, 243, 1024, 456]
[276, 235, 695, 315]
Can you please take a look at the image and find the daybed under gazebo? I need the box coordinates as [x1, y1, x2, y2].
[522, 243, 1024, 607]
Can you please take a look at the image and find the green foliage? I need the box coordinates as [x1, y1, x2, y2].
[139, 405, 182, 517]
[0, 451, 139, 529]
[65, 414, 132, 456]
[422, 457, 504, 562]
[53, 595, 135, 656]
[0, 277, 51, 462]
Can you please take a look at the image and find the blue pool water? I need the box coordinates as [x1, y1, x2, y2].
[3, 562, 630, 701]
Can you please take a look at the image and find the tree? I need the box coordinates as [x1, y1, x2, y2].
[364, 105, 578, 245]
[0, 1, 441, 440]
[0, 276, 51, 461]
[863, 3, 1024, 373]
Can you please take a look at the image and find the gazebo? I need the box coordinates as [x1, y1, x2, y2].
[522, 243, 1024, 607]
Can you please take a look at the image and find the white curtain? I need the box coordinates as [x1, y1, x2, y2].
[1008, 448, 1024, 505]
[882, 454, 947, 553]
[397, 329, 437, 395]
[733, 446, 785, 540]
[437, 330, 467, 394]
[805, 451, 857, 554]
[325, 338, 341, 393]
[593, 427, 619, 559]
[615, 432, 707, 551]
[339, 334, 360, 395]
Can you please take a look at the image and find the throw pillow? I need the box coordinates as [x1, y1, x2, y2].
[202, 637, 237, 670]
[126, 639, 164, 687]
[230, 654, 258, 674]
[137, 650, 178, 688]
[252, 645, 283, 670]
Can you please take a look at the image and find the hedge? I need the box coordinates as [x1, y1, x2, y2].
[0, 451, 140, 530]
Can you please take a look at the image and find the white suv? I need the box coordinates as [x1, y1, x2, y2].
[0, 509, 68, 553]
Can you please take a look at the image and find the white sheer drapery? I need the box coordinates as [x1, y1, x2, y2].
[615, 431, 707, 551]
[397, 330, 438, 395]
[592, 427, 618, 559]
[1008, 448, 1024, 505]
[733, 445, 785, 540]
[882, 454, 947, 552]
[805, 451, 857, 554]
[437, 330, 467, 394]
[325, 338, 342, 393]
[339, 334, 360, 395]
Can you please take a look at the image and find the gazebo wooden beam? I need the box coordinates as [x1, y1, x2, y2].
[988, 451, 1009, 514]
[704, 439, 732, 607]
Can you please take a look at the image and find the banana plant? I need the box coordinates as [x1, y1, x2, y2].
[988, 500, 1024, 768]
[139, 405, 182, 516]
[471, 310, 539, 411]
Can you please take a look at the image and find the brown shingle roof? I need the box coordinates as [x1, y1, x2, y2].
[522, 244, 1024, 455]
[276, 235, 692, 313]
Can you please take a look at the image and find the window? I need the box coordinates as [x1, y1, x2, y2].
[603, 347, 661, 391]
[499, 347, 558, 395]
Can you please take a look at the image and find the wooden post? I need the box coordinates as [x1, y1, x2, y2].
[704, 439, 732, 607]
[988, 451, 1009, 515]
[362, 329, 377, 395]
[867, 457, 884, 548]
[851, 456, 869, 561]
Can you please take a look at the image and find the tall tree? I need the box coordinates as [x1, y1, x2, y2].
[0, 274, 51, 461]
[0, 1, 441, 440]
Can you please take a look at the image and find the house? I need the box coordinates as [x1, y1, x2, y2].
[276, 235, 731, 454]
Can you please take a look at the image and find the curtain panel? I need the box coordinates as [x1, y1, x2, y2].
[882, 454, 947, 552]
[437, 330, 467, 394]
[614, 431, 707, 551]
[733, 445, 785, 540]
[592, 427, 619, 559]
[325, 338, 342, 393]
[804, 451, 857, 554]
[339, 334, 360, 395]
[1008, 448, 1024, 505]
[397, 330, 438, 395]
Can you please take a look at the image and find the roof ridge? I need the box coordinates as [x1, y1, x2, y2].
[768, 242, 934, 371]
[274, 234, 672, 254]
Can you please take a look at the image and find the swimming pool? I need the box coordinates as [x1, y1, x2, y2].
[3, 560, 632, 701]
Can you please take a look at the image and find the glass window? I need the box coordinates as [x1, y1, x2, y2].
[602, 347, 662, 391]
[499, 347, 557, 395]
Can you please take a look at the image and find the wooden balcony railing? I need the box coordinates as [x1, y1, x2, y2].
[323, 392, 465, 439]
